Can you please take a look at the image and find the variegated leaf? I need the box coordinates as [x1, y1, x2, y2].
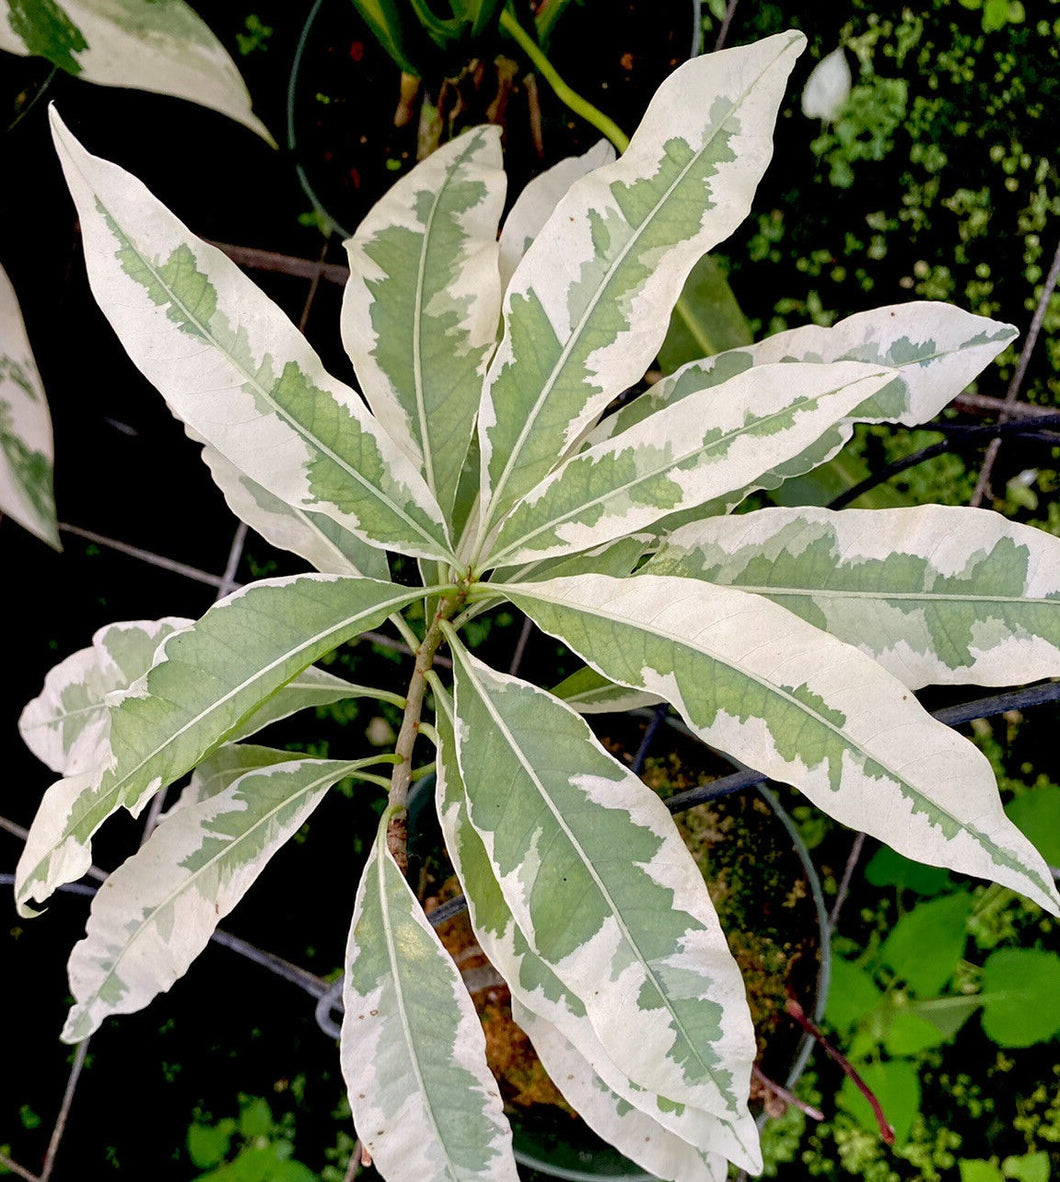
[0, 262, 59, 548]
[19, 617, 189, 776]
[15, 573, 432, 917]
[503, 574, 1060, 915]
[341, 807, 518, 1182]
[197, 437, 390, 578]
[63, 754, 378, 1042]
[0, 0, 272, 142]
[474, 32, 805, 539]
[588, 301, 1015, 522]
[549, 665, 662, 715]
[434, 693, 759, 1169]
[497, 140, 616, 293]
[159, 743, 300, 818]
[342, 127, 506, 520]
[511, 1002, 729, 1182]
[446, 635, 759, 1125]
[649, 505, 1060, 689]
[484, 360, 894, 569]
[50, 110, 454, 566]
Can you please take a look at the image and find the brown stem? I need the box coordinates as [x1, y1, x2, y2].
[751, 1063, 825, 1122]
[785, 995, 895, 1145]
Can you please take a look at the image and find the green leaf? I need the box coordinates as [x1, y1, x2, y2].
[658, 255, 753, 373]
[649, 505, 1060, 690]
[503, 573, 1060, 915]
[960, 1163, 1006, 1182]
[434, 687, 760, 1170]
[485, 360, 894, 569]
[342, 127, 505, 521]
[549, 665, 662, 714]
[879, 892, 973, 996]
[0, 262, 59, 548]
[14, 574, 431, 916]
[979, 948, 1060, 1047]
[824, 956, 882, 1033]
[0, 0, 272, 142]
[864, 846, 953, 896]
[1006, 786, 1060, 867]
[340, 807, 518, 1181]
[881, 1007, 950, 1056]
[475, 32, 805, 538]
[188, 1118, 237, 1169]
[446, 634, 759, 1132]
[348, 0, 422, 75]
[50, 110, 454, 566]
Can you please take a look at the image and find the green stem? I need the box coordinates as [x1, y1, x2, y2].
[389, 610, 422, 652]
[499, 7, 629, 152]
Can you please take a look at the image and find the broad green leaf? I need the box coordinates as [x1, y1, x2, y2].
[824, 956, 882, 1033]
[0, 0, 272, 142]
[19, 617, 189, 775]
[0, 261, 59, 548]
[485, 361, 894, 569]
[510, 1001, 728, 1182]
[658, 255, 753, 374]
[15, 573, 432, 916]
[498, 140, 616, 293]
[1006, 787, 1060, 868]
[978, 948, 1060, 1047]
[342, 127, 506, 520]
[447, 636, 759, 1127]
[882, 1008, 950, 1056]
[502, 573, 1060, 915]
[879, 891, 973, 996]
[197, 438, 389, 578]
[549, 665, 662, 715]
[863, 846, 953, 896]
[837, 1059, 920, 1146]
[907, 994, 980, 1041]
[62, 754, 377, 1042]
[50, 110, 454, 566]
[475, 32, 805, 537]
[649, 505, 1060, 690]
[434, 691, 760, 1170]
[589, 302, 1015, 527]
[340, 806, 518, 1182]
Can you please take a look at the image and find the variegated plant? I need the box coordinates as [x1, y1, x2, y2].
[16, 29, 1060, 1182]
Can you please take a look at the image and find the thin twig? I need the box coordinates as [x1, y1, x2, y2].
[59, 522, 229, 588]
[971, 236, 1060, 506]
[39, 1039, 90, 1181]
[207, 240, 350, 286]
[297, 239, 331, 334]
[785, 995, 895, 1144]
[828, 832, 867, 932]
[0, 1150, 39, 1182]
[713, 0, 740, 51]
[751, 1063, 825, 1121]
[508, 616, 534, 676]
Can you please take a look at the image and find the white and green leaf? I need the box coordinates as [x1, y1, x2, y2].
[50, 109, 454, 565]
[342, 127, 506, 520]
[475, 32, 805, 536]
[159, 742, 302, 817]
[484, 360, 894, 568]
[503, 573, 1060, 915]
[14, 573, 431, 917]
[511, 1002, 729, 1182]
[63, 754, 377, 1042]
[549, 665, 662, 715]
[197, 436, 390, 578]
[497, 140, 616, 293]
[0, 0, 272, 142]
[447, 635, 759, 1125]
[434, 692, 759, 1169]
[340, 806, 518, 1182]
[0, 261, 59, 549]
[19, 616, 189, 776]
[588, 302, 1016, 521]
[649, 505, 1060, 689]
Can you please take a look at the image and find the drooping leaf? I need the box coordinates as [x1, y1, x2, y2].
[0, 261, 59, 548]
[498, 140, 616, 293]
[510, 1001, 729, 1182]
[160, 743, 304, 817]
[197, 438, 390, 578]
[648, 505, 1060, 689]
[19, 617, 189, 776]
[0, 0, 272, 141]
[50, 110, 454, 566]
[485, 360, 895, 569]
[63, 754, 379, 1042]
[446, 635, 759, 1129]
[340, 807, 518, 1182]
[14, 573, 432, 916]
[475, 32, 805, 537]
[342, 127, 505, 521]
[434, 690, 759, 1169]
[502, 573, 1060, 915]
